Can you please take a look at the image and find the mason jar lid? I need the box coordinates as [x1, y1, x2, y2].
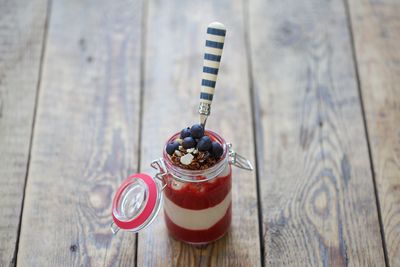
[111, 173, 163, 233]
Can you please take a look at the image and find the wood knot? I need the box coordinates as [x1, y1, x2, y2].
[312, 187, 329, 217]
[89, 184, 112, 211]
[390, 184, 400, 193]
[70, 244, 78, 252]
[306, 171, 336, 220]
[276, 21, 301, 46]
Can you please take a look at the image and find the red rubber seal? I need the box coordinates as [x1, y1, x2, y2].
[112, 174, 158, 230]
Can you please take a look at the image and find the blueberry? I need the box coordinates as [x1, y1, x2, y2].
[166, 141, 179, 155]
[197, 136, 212, 151]
[180, 127, 191, 139]
[182, 137, 196, 149]
[190, 124, 204, 139]
[211, 142, 223, 158]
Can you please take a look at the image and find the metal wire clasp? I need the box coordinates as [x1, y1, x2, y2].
[227, 143, 254, 171]
[150, 158, 168, 189]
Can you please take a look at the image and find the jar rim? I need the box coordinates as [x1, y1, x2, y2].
[162, 130, 229, 182]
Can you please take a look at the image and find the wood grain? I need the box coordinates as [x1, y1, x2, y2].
[247, 0, 386, 265]
[0, 0, 48, 266]
[137, 0, 261, 266]
[347, 0, 400, 265]
[17, 0, 143, 265]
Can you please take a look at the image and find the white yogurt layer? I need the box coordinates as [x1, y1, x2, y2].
[164, 191, 231, 230]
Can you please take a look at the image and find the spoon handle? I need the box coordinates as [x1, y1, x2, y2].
[199, 22, 226, 127]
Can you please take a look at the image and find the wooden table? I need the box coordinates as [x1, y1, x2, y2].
[1, 0, 399, 266]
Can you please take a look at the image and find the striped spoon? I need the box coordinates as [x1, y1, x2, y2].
[198, 22, 226, 128]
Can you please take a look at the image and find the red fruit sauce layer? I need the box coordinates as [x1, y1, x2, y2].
[163, 168, 232, 210]
[165, 204, 232, 244]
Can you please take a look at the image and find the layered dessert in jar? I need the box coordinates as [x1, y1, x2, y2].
[162, 124, 232, 244]
[111, 22, 254, 246]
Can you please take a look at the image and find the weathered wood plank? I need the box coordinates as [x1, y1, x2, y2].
[17, 0, 143, 265]
[247, 0, 386, 265]
[348, 0, 400, 265]
[137, 0, 261, 266]
[0, 0, 48, 266]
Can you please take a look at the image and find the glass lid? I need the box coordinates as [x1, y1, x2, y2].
[111, 173, 162, 234]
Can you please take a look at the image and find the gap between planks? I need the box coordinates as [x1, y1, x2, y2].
[135, 0, 150, 265]
[242, 0, 266, 266]
[342, 0, 390, 265]
[13, 0, 52, 266]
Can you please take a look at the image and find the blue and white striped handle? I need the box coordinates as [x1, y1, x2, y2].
[199, 22, 226, 125]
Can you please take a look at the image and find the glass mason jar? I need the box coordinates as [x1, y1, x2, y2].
[159, 130, 232, 244]
[110, 130, 252, 245]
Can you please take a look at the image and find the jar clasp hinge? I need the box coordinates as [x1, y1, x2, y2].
[227, 143, 254, 171]
[150, 158, 168, 190]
